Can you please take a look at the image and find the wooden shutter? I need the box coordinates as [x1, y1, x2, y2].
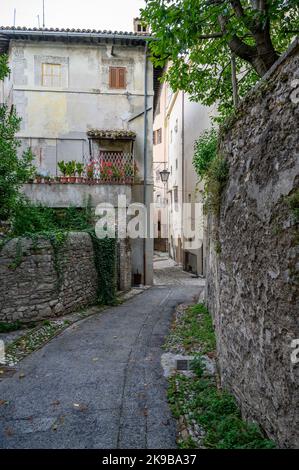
[109, 67, 126, 89]
[109, 67, 117, 88]
[118, 67, 126, 88]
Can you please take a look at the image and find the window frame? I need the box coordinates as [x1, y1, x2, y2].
[109, 66, 127, 90]
[41, 63, 62, 87]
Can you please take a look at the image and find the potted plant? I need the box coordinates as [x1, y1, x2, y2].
[65, 160, 77, 183]
[86, 162, 94, 183]
[124, 162, 134, 183]
[58, 160, 67, 183]
[100, 161, 113, 182]
[76, 162, 84, 183]
[35, 171, 43, 184]
[44, 175, 51, 184]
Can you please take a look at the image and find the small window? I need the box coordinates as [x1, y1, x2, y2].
[174, 187, 178, 203]
[156, 99, 161, 116]
[138, 24, 142, 32]
[153, 128, 162, 145]
[42, 63, 61, 87]
[109, 67, 126, 89]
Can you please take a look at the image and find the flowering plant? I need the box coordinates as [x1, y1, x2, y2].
[86, 163, 94, 179]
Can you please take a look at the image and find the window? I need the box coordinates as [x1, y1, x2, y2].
[174, 187, 178, 203]
[156, 99, 160, 116]
[109, 67, 126, 89]
[42, 63, 61, 87]
[153, 128, 162, 145]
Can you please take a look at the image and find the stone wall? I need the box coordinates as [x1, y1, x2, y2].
[117, 237, 132, 292]
[0, 232, 131, 323]
[206, 40, 299, 448]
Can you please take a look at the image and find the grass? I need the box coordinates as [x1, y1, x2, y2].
[168, 373, 275, 449]
[165, 303, 216, 354]
[166, 302, 276, 449]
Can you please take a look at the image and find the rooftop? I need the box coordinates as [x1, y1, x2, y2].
[0, 26, 152, 53]
[87, 129, 137, 140]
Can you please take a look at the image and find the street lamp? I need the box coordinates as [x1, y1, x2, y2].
[160, 169, 170, 185]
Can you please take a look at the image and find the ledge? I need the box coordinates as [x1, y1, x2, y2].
[22, 183, 132, 208]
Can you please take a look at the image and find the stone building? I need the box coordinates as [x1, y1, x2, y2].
[153, 74, 215, 275]
[0, 22, 155, 285]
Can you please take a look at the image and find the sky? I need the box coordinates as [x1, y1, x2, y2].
[1, 0, 146, 31]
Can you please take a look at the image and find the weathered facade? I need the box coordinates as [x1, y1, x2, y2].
[0, 26, 154, 285]
[206, 40, 299, 448]
[153, 75, 215, 275]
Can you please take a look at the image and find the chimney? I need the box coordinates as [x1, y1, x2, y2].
[133, 17, 149, 35]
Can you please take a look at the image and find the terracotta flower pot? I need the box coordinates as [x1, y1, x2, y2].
[76, 176, 83, 184]
[60, 176, 68, 184]
[69, 176, 76, 184]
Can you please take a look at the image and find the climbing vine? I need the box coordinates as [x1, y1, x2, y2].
[193, 129, 229, 217]
[88, 231, 117, 306]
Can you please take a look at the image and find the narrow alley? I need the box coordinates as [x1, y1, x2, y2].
[0, 258, 203, 449]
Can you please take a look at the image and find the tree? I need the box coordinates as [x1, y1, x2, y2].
[0, 54, 10, 81]
[141, 1, 299, 117]
[0, 54, 35, 220]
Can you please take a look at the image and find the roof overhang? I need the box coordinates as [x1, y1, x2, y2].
[87, 129, 137, 141]
[0, 26, 153, 53]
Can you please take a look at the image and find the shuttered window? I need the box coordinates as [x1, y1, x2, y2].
[153, 128, 162, 145]
[109, 67, 127, 89]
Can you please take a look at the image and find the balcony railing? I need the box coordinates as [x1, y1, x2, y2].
[31, 152, 138, 185]
[85, 152, 137, 184]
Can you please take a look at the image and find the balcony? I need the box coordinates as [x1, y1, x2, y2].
[31, 152, 138, 186]
[23, 152, 138, 208]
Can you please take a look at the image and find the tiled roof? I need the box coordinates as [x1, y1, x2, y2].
[87, 129, 137, 139]
[0, 26, 151, 37]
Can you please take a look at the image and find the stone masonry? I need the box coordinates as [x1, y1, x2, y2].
[206, 39, 299, 448]
[1, 232, 99, 322]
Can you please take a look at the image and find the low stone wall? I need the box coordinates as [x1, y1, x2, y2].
[1, 232, 98, 322]
[206, 40, 299, 448]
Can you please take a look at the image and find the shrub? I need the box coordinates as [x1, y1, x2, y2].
[193, 128, 218, 179]
[0, 105, 35, 220]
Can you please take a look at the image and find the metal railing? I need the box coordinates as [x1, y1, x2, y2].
[83, 152, 136, 184]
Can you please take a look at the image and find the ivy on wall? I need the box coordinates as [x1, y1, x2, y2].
[88, 231, 117, 305]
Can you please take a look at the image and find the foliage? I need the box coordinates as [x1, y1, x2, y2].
[57, 160, 67, 176]
[193, 128, 229, 216]
[142, 0, 299, 118]
[89, 231, 117, 305]
[76, 162, 84, 176]
[0, 54, 10, 81]
[203, 155, 229, 216]
[12, 204, 57, 236]
[11, 201, 93, 237]
[190, 354, 205, 378]
[65, 160, 77, 177]
[168, 374, 276, 449]
[165, 302, 216, 354]
[286, 189, 299, 223]
[0, 320, 22, 333]
[0, 105, 35, 220]
[193, 128, 218, 179]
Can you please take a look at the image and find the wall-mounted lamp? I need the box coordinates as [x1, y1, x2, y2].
[160, 169, 170, 184]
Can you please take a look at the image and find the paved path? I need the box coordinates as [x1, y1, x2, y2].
[0, 263, 202, 449]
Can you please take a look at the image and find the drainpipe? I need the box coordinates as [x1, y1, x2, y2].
[143, 43, 148, 285]
[181, 91, 185, 267]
